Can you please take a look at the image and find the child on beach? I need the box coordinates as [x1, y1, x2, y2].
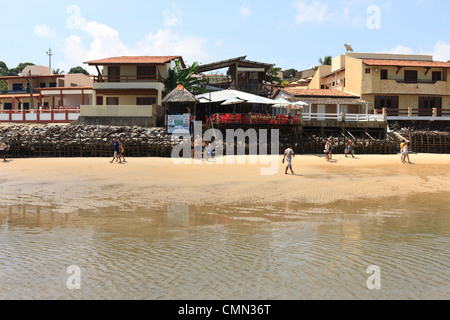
[402, 142, 412, 164]
[118, 139, 126, 163]
[345, 139, 355, 158]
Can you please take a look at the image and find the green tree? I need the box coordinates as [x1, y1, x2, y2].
[164, 60, 207, 93]
[0, 61, 8, 76]
[268, 66, 282, 85]
[68, 66, 90, 76]
[1, 62, 35, 76]
[284, 68, 298, 79]
[319, 56, 332, 66]
[52, 68, 65, 75]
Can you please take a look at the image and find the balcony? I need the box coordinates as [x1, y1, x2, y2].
[378, 79, 447, 95]
[92, 75, 165, 91]
[1, 89, 39, 95]
[375, 107, 450, 120]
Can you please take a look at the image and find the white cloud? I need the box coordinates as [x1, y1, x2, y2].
[378, 45, 415, 55]
[379, 42, 450, 62]
[294, 0, 329, 24]
[163, 3, 183, 27]
[61, 5, 210, 73]
[421, 41, 450, 62]
[34, 24, 56, 39]
[239, 4, 251, 18]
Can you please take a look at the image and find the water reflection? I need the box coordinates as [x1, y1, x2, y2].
[0, 193, 449, 300]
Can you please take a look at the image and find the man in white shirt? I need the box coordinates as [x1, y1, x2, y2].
[283, 146, 295, 175]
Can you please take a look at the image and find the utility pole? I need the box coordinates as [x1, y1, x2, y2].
[46, 48, 53, 73]
[29, 70, 34, 110]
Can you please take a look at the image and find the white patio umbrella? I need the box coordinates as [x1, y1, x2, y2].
[290, 100, 308, 109]
[221, 97, 246, 105]
[273, 98, 291, 107]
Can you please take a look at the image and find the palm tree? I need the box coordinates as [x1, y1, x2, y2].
[164, 60, 207, 93]
[319, 56, 332, 66]
[52, 68, 65, 75]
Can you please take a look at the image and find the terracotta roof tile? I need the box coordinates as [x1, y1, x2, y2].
[363, 59, 450, 68]
[85, 56, 184, 66]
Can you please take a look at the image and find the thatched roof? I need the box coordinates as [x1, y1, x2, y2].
[162, 85, 199, 104]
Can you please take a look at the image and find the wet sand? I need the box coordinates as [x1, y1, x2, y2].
[1, 154, 450, 213]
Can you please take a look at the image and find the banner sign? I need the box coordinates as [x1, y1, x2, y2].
[167, 114, 191, 134]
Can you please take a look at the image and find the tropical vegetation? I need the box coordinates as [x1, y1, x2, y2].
[164, 60, 207, 93]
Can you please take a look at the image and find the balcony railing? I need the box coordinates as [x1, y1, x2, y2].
[208, 113, 384, 125]
[93, 75, 164, 83]
[1, 89, 39, 95]
[0, 108, 80, 123]
[375, 107, 450, 119]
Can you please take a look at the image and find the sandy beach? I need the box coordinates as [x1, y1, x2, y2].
[1, 153, 450, 213]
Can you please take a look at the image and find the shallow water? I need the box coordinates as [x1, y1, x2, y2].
[0, 192, 449, 300]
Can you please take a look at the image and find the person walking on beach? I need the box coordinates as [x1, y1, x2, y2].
[110, 138, 122, 164]
[328, 139, 334, 160]
[283, 146, 295, 175]
[402, 142, 412, 164]
[0, 141, 7, 162]
[400, 140, 406, 163]
[324, 140, 331, 162]
[118, 139, 126, 163]
[345, 139, 355, 158]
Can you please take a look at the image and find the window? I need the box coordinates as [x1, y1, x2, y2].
[380, 70, 388, 80]
[12, 83, 23, 91]
[320, 85, 325, 89]
[137, 66, 157, 80]
[432, 71, 442, 82]
[106, 97, 119, 105]
[40, 83, 47, 88]
[108, 66, 121, 82]
[419, 97, 442, 116]
[375, 96, 399, 115]
[49, 82, 57, 88]
[137, 97, 157, 105]
[365, 68, 371, 74]
[404, 70, 418, 83]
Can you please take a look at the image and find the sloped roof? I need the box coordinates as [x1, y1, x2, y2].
[196, 89, 278, 104]
[281, 88, 359, 98]
[85, 56, 185, 67]
[363, 59, 450, 68]
[162, 85, 199, 104]
[197, 56, 273, 73]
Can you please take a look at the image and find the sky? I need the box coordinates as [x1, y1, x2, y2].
[1, 0, 449, 74]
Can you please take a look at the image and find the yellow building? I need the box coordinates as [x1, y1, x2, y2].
[80, 56, 184, 127]
[309, 53, 450, 119]
[0, 65, 93, 123]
